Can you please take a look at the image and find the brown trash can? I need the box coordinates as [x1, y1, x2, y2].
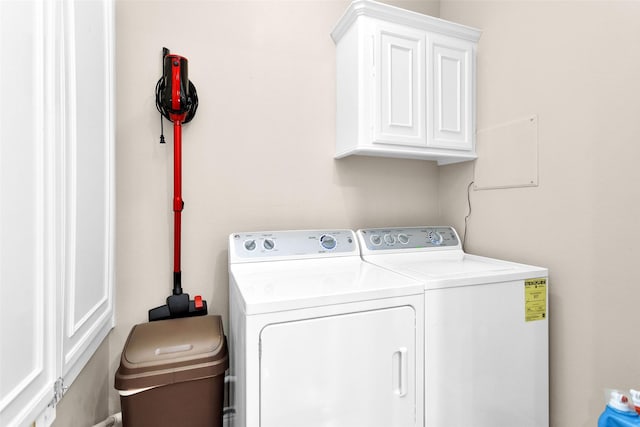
[115, 315, 228, 427]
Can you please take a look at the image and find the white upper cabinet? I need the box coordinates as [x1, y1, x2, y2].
[332, 0, 481, 165]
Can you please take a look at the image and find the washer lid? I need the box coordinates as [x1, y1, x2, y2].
[230, 256, 423, 315]
[363, 251, 547, 289]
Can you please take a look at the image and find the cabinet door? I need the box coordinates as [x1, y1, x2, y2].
[428, 35, 474, 151]
[260, 306, 417, 427]
[373, 23, 426, 147]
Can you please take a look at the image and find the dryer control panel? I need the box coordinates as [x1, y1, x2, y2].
[358, 227, 460, 251]
[229, 229, 358, 263]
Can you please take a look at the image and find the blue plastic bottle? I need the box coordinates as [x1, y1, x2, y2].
[598, 391, 640, 427]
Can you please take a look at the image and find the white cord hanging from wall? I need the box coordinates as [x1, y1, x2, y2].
[462, 181, 474, 252]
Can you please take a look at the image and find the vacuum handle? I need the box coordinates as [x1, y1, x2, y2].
[161, 54, 190, 121]
[173, 120, 183, 284]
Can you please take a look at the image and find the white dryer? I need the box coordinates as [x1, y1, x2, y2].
[228, 229, 425, 427]
[357, 227, 549, 427]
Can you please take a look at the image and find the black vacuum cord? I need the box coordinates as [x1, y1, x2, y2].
[155, 77, 199, 143]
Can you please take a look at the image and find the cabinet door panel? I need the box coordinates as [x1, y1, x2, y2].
[429, 36, 474, 150]
[375, 25, 426, 147]
[260, 307, 417, 427]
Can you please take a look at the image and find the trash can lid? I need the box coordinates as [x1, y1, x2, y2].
[115, 315, 228, 390]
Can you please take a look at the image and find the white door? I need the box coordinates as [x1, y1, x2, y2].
[0, 2, 57, 425]
[60, 0, 115, 383]
[373, 23, 426, 148]
[428, 34, 474, 151]
[0, 1, 114, 425]
[260, 306, 417, 427]
[425, 280, 549, 427]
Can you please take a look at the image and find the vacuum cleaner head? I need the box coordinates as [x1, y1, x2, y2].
[149, 292, 207, 322]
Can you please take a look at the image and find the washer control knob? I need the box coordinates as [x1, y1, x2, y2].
[428, 231, 443, 246]
[244, 239, 257, 251]
[370, 234, 382, 246]
[397, 233, 409, 244]
[384, 234, 396, 245]
[320, 234, 337, 250]
[263, 239, 275, 250]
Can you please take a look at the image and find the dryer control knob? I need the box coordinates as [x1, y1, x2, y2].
[319, 234, 337, 250]
[244, 239, 257, 251]
[370, 234, 382, 246]
[397, 233, 409, 244]
[263, 239, 275, 250]
[384, 234, 396, 245]
[428, 231, 443, 245]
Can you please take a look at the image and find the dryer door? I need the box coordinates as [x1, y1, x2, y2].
[260, 306, 417, 427]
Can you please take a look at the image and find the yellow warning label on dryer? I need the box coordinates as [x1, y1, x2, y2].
[525, 278, 547, 322]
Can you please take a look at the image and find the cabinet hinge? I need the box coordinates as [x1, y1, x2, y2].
[371, 35, 376, 71]
[48, 377, 68, 408]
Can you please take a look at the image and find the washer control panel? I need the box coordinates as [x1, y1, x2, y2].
[230, 229, 358, 261]
[358, 227, 460, 251]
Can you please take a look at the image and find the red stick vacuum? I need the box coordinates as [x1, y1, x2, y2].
[149, 48, 207, 321]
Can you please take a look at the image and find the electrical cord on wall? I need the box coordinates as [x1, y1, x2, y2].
[462, 180, 474, 252]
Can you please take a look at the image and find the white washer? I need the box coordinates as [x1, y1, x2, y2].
[228, 229, 425, 427]
[357, 226, 549, 427]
